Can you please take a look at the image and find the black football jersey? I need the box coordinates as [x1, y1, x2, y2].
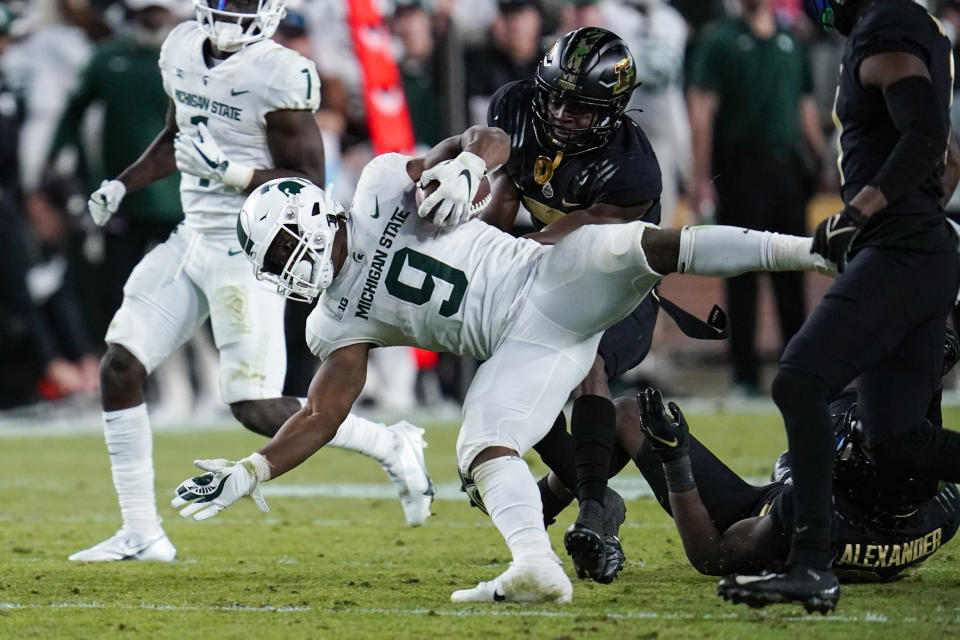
[768, 482, 960, 579]
[835, 0, 955, 252]
[487, 79, 662, 230]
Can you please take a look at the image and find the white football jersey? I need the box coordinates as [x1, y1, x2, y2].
[306, 153, 546, 361]
[159, 21, 320, 233]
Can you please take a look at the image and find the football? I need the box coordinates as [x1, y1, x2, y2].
[416, 173, 492, 221]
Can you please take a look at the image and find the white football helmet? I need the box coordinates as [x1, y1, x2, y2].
[237, 177, 346, 302]
[194, 0, 286, 52]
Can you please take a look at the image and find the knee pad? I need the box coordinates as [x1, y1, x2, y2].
[771, 367, 830, 413]
[100, 346, 146, 392]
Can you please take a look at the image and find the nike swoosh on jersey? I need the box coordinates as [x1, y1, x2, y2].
[228, 249, 244, 256]
[372, 196, 380, 218]
[561, 199, 581, 208]
[230, 89, 250, 96]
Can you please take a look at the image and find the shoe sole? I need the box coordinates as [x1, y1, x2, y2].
[718, 585, 836, 615]
[69, 538, 176, 563]
[595, 536, 625, 584]
[563, 528, 605, 580]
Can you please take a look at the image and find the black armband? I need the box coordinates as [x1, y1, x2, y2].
[870, 75, 950, 205]
[662, 455, 696, 493]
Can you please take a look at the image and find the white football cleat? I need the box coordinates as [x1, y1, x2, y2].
[68, 529, 176, 562]
[450, 560, 573, 603]
[382, 421, 435, 527]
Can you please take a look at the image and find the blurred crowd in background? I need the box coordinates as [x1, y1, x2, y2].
[3, 0, 960, 418]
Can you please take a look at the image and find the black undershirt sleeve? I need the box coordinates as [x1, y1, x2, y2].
[870, 75, 950, 206]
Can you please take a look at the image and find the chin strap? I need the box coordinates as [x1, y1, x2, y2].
[654, 290, 729, 340]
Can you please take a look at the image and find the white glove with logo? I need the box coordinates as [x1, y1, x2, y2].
[417, 151, 486, 228]
[174, 121, 254, 190]
[171, 452, 271, 521]
[87, 179, 126, 227]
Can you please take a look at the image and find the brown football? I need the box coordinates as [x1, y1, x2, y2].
[417, 174, 492, 221]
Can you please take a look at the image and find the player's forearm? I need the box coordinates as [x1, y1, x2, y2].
[667, 486, 728, 575]
[256, 404, 345, 478]
[867, 76, 949, 212]
[459, 125, 510, 173]
[116, 127, 178, 193]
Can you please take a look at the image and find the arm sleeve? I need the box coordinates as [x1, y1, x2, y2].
[870, 75, 949, 205]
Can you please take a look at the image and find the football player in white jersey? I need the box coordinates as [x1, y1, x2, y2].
[70, 0, 434, 563]
[170, 125, 834, 602]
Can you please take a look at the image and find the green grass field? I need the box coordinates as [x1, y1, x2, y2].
[3, 407, 960, 639]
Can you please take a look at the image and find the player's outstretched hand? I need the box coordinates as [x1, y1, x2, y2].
[636, 387, 690, 462]
[171, 454, 269, 521]
[417, 151, 486, 227]
[174, 122, 253, 190]
[810, 206, 866, 273]
[88, 179, 126, 226]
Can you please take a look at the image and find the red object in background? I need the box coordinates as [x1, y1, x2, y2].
[347, 0, 416, 155]
[413, 348, 439, 370]
[36, 377, 66, 401]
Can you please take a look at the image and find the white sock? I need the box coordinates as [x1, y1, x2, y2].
[677, 225, 833, 277]
[103, 404, 162, 537]
[324, 410, 400, 466]
[473, 456, 555, 565]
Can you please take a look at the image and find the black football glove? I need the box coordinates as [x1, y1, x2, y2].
[636, 387, 690, 462]
[810, 205, 866, 273]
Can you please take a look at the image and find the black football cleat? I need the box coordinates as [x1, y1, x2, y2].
[564, 499, 606, 580]
[596, 489, 626, 584]
[717, 564, 840, 614]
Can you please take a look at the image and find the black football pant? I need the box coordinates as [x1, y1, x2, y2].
[773, 246, 960, 570]
[715, 150, 808, 387]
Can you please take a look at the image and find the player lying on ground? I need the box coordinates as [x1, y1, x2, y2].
[631, 372, 960, 585]
[70, 0, 433, 564]
[169, 125, 833, 603]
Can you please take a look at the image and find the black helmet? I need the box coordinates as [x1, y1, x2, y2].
[832, 403, 938, 523]
[533, 27, 637, 156]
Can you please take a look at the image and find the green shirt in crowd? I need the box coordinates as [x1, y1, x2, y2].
[49, 37, 181, 224]
[688, 18, 813, 162]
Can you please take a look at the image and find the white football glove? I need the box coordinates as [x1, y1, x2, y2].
[171, 453, 271, 521]
[87, 179, 126, 227]
[174, 121, 254, 190]
[417, 151, 486, 228]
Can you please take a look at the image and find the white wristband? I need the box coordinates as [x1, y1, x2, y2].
[222, 161, 254, 191]
[242, 452, 272, 482]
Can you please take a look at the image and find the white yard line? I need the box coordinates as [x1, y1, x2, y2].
[0, 477, 769, 502]
[0, 601, 956, 624]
